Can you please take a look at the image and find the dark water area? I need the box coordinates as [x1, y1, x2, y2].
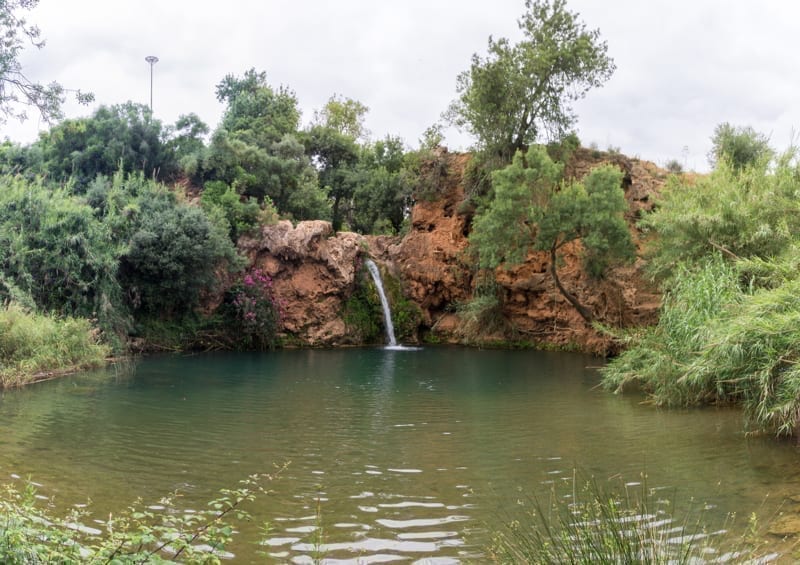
[1, 347, 799, 562]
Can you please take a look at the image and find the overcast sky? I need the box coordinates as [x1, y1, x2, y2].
[4, 0, 799, 172]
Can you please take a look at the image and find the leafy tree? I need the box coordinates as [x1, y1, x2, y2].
[115, 180, 240, 319]
[536, 163, 634, 320]
[447, 0, 614, 160]
[707, 122, 772, 171]
[419, 123, 444, 151]
[312, 94, 370, 140]
[37, 102, 177, 187]
[0, 139, 43, 177]
[200, 180, 265, 242]
[352, 136, 414, 234]
[643, 153, 800, 281]
[216, 68, 300, 148]
[470, 146, 633, 322]
[202, 69, 330, 220]
[170, 112, 209, 172]
[0, 0, 93, 123]
[304, 124, 359, 230]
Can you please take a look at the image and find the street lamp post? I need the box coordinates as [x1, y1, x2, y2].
[145, 55, 159, 113]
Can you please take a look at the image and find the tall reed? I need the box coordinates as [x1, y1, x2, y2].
[488, 474, 767, 564]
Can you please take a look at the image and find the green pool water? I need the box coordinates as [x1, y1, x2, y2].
[1, 347, 798, 562]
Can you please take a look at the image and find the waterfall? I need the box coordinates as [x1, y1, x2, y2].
[365, 259, 398, 347]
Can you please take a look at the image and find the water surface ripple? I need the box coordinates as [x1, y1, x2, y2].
[1, 348, 799, 562]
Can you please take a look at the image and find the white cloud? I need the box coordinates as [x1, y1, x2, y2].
[3, 0, 800, 173]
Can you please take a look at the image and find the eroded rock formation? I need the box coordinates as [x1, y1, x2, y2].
[238, 220, 367, 346]
[235, 148, 667, 353]
[388, 148, 664, 353]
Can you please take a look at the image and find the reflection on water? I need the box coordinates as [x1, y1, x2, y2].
[1, 347, 800, 562]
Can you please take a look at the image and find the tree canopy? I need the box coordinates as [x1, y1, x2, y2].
[37, 102, 177, 186]
[707, 122, 772, 171]
[312, 94, 370, 141]
[469, 146, 633, 321]
[447, 0, 614, 160]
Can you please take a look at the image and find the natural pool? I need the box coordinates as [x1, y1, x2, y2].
[1, 347, 799, 562]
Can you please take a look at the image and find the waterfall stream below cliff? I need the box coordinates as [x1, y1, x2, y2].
[365, 259, 398, 347]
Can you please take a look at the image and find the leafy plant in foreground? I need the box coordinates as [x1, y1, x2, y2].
[0, 469, 284, 563]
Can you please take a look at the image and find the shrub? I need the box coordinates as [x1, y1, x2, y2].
[545, 131, 581, 163]
[200, 180, 263, 242]
[601, 257, 741, 405]
[664, 159, 683, 174]
[226, 268, 282, 350]
[118, 182, 241, 318]
[604, 146, 800, 436]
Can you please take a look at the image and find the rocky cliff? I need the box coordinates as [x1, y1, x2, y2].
[238, 220, 367, 346]
[237, 147, 668, 353]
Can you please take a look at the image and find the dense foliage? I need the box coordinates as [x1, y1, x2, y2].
[708, 122, 772, 171]
[603, 147, 800, 436]
[469, 145, 634, 322]
[37, 102, 179, 186]
[0, 172, 241, 357]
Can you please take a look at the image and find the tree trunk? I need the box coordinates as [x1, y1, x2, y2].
[332, 196, 342, 232]
[550, 244, 593, 323]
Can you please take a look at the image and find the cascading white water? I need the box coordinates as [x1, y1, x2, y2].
[365, 259, 397, 347]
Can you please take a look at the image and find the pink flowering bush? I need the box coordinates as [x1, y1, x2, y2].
[229, 268, 281, 349]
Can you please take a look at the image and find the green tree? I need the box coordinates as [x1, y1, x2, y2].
[202, 69, 330, 220]
[312, 94, 370, 140]
[352, 136, 413, 234]
[643, 155, 800, 281]
[215, 68, 300, 147]
[116, 180, 240, 318]
[0, 0, 93, 123]
[470, 146, 633, 322]
[707, 122, 772, 171]
[0, 139, 43, 177]
[304, 124, 359, 230]
[38, 102, 177, 186]
[447, 0, 614, 160]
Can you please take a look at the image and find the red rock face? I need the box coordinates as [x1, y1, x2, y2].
[233, 148, 665, 353]
[238, 220, 367, 346]
[386, 152, 474, 328]
[390, 148, 664, 354]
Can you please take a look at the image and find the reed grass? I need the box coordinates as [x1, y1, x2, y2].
[601, 257, 741, 405]
[488, 474, 770, 564]
[0, 302, 109, 387]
